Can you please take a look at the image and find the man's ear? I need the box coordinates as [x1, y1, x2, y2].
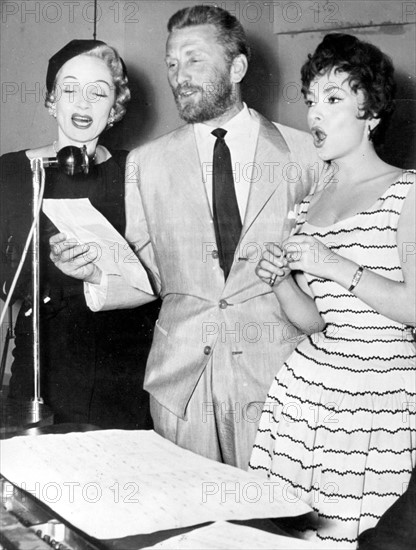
[230, 54, 248, 84]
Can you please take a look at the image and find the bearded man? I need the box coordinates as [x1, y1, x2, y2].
[51, 4, 320, 469]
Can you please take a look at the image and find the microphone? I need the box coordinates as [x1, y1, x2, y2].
[41, 145, 91, 176]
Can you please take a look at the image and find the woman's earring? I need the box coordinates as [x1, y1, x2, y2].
[107, 109, 115, 127]
[48, 104, 56, 118]
[367, 125, 373, 141]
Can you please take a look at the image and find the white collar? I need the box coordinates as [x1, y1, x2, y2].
[195, 103, 253, 140]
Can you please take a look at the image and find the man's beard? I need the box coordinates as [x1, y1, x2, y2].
[172, 72, 237, 123]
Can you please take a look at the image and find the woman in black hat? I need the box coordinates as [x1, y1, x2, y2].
[0, 40, 158, 429]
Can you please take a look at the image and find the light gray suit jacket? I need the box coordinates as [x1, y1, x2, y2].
[89, 109, 320, 418]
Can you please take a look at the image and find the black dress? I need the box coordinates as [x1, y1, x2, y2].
[0, 149, 159, 429]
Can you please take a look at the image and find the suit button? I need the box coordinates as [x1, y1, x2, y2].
[212, 250, 219, 259]
[203, 346, 211, 355]
[219, 299, 228, 309]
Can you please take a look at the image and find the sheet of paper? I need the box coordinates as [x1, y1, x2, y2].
[145, 521, 326, 549]
[0, 430, 311, 540]
[42, 198, 153, 293]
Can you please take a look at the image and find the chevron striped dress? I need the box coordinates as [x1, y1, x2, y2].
[249, 172, 416, 548]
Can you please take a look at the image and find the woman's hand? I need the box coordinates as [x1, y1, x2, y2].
[256, 243, 291, 287]
[283, 235, 339, 279]
[49, 233, 102, 284]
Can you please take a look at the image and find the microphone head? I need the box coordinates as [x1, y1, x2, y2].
[56, 145, 89, 176]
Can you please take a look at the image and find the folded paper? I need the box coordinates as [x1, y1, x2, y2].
[43, 198, 153, 293]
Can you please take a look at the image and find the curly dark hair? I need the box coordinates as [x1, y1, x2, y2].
[167, 4, 251, 65]
[301, 33, 396, 144]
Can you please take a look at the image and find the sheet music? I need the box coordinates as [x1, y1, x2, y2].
[0, 430, 312, 540]
[145, 521, 327, 549]
[42, 198, 153, 293]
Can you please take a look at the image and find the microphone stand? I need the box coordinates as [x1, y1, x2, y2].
[31, 145, 89, 397]
[1, 146, 90, 437]
[29, 147, 89, 412]
[29, 158, 44, 419]
[0, 159, 52, 437]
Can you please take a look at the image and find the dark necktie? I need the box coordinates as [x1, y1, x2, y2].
[211, 128, 242, 280]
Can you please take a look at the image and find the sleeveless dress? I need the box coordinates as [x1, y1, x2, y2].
[249, 171, 416, 548]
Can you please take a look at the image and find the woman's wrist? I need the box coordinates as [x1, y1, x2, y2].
[326, 255, 360, 290]
[272, 272, 296, 296]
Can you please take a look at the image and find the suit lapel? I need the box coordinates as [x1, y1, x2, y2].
[164, 115, 290, 240]
[221, 111, 292, 293]
[241, 111, 291, 239]
[163, 115, 292, 290]
[165, 125, 214, 232]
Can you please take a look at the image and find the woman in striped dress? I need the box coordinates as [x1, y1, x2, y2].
[249, 34, 415, 548]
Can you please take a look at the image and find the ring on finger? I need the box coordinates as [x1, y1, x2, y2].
[269, 273, 278, 287]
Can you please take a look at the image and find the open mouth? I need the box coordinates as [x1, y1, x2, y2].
[175, 85, 200, 101]
[180, 89, 196, 97]
[311, 126, 327, 148]
[71, 114, 93, 129]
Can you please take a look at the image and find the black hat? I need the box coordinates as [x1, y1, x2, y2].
[46, 39, 107, 93]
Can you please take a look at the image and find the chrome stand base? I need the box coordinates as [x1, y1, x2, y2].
[0, 397, 54, 439]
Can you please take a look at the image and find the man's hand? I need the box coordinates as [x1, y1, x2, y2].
[49, 233, 102, 285]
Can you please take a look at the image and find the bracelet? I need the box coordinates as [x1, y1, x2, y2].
[348, 265, 364, 292]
